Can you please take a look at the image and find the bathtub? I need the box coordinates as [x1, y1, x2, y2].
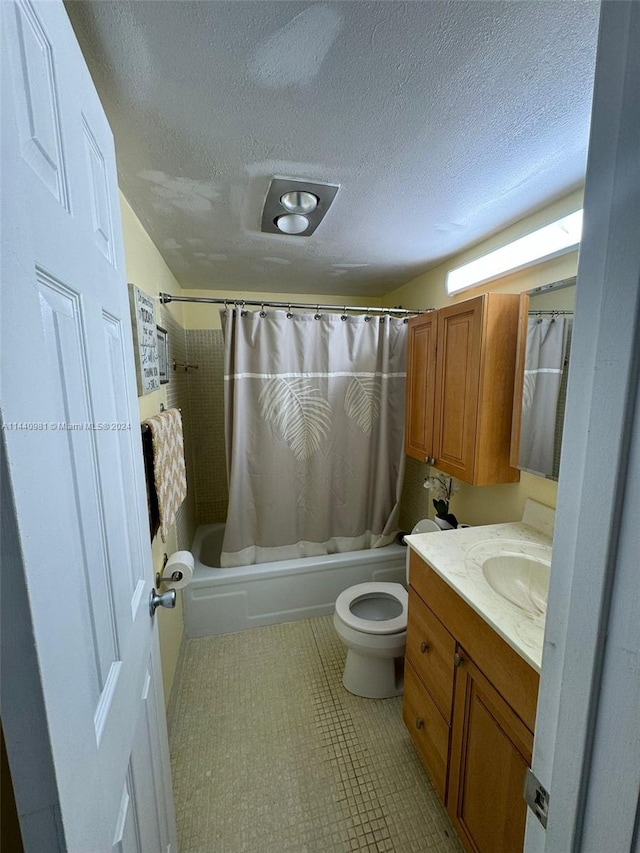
[183, 523, 408, 637]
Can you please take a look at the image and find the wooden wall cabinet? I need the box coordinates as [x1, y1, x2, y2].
[405, 311, 438, 461]
[403, 550, 539, 853]
[404, 293, 521, 485]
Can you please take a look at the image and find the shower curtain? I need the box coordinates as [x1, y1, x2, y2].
[220, 308, 408, 567]
[519, 316, 570, 476]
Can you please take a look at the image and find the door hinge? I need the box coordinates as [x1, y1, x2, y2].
[524, 768, 549, 829]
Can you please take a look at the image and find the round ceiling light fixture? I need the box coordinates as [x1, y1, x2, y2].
[280, 190, 319, 215]
[275, 214, 309, 235]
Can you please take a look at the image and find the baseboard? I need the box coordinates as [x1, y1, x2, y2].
[166, 631, 188, 737]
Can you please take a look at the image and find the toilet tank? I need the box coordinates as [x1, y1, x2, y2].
[406, 519, 442, 584]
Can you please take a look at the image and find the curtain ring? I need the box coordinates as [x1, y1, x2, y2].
[364, 307, 372, 322]
[224, 299, 229, 312]
[260, 302, 267, 318]
[403, 317, 409, 324]
[241, 300, 247, 317]
[341, 306, 348, 321]
[314, 305, 321, 320]
[286, 304, 293, 319]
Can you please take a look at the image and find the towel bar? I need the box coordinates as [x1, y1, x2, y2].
[173, 360, 199, 372]
[141, 405, 182, 431]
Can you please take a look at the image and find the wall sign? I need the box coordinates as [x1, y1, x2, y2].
[128, 284, 160, 395]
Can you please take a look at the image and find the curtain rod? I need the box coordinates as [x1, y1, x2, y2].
[528, 276, 576, 296]
[528, 310, 574, 316]
[158, 292, 430, 317]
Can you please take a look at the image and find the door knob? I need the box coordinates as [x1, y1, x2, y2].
[149, 587, 176, 618]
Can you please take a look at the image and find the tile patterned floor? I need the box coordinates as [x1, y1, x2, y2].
[170, 616, 463, 853]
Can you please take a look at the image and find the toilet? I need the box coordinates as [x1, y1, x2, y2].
[333, 519, 440, 699]
[333, 582, 408, 698]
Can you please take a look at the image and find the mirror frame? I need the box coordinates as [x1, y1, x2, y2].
[510, 292, 529, 470]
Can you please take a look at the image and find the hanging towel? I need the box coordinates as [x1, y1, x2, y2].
[143, 408, 187, 541]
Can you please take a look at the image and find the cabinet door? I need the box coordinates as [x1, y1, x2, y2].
[433, 298, 483, 480]
[448, 652, 533, 853]
[405, 312, 438, 461]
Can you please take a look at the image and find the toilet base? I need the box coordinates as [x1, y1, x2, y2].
[342, 648, 404, 699]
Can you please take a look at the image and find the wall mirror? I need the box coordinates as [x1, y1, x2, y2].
[511, 277, 576, 480]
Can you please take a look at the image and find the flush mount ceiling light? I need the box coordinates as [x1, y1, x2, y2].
[275, 214, 310, 234]
[261, 177, 339, 237]
[446, 209, 584, 295]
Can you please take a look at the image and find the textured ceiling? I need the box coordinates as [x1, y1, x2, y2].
[66, 1, 600, 297]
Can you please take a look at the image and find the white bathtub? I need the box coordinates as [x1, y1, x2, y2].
[183, 523, 408, 637]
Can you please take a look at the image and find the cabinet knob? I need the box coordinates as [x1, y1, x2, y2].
[420, 641, 430, 653]
[415, 717, 424, 730]
[454, 652, 463, 668]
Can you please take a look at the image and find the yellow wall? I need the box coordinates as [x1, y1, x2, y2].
[181, 288, 381, 330]
[120, 194, 185, 708]
[382, 188, 583, 525]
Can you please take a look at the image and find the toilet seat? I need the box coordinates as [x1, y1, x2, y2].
[335, 582, 408, 635]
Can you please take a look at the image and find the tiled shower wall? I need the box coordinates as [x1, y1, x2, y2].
[184, 330, 228, 526]
[160, 306, 197, 550]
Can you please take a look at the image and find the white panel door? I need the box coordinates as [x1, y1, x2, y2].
[1, 1, 177, 850]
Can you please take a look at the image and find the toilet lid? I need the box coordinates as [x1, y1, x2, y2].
[335, 582, 408, 635]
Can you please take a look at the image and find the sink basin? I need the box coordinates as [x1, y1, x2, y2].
[481, 554, 550, 616]
[464, 539, 552, 616]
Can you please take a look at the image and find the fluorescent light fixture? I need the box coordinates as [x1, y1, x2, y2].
[446, 209, 583, 295]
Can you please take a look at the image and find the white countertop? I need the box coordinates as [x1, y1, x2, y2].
[405, 501, 555, 673]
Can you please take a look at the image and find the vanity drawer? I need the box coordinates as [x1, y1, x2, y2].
[406, 587, 456, 722]
[403, 659, 450, 801]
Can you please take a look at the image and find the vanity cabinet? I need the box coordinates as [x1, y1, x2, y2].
[404, 293, 521, 485]
[403, 586, 456, 800]
[403, 549, 538, 853]
[403, 659, 450, 799]
[448, 653, 532, 853]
